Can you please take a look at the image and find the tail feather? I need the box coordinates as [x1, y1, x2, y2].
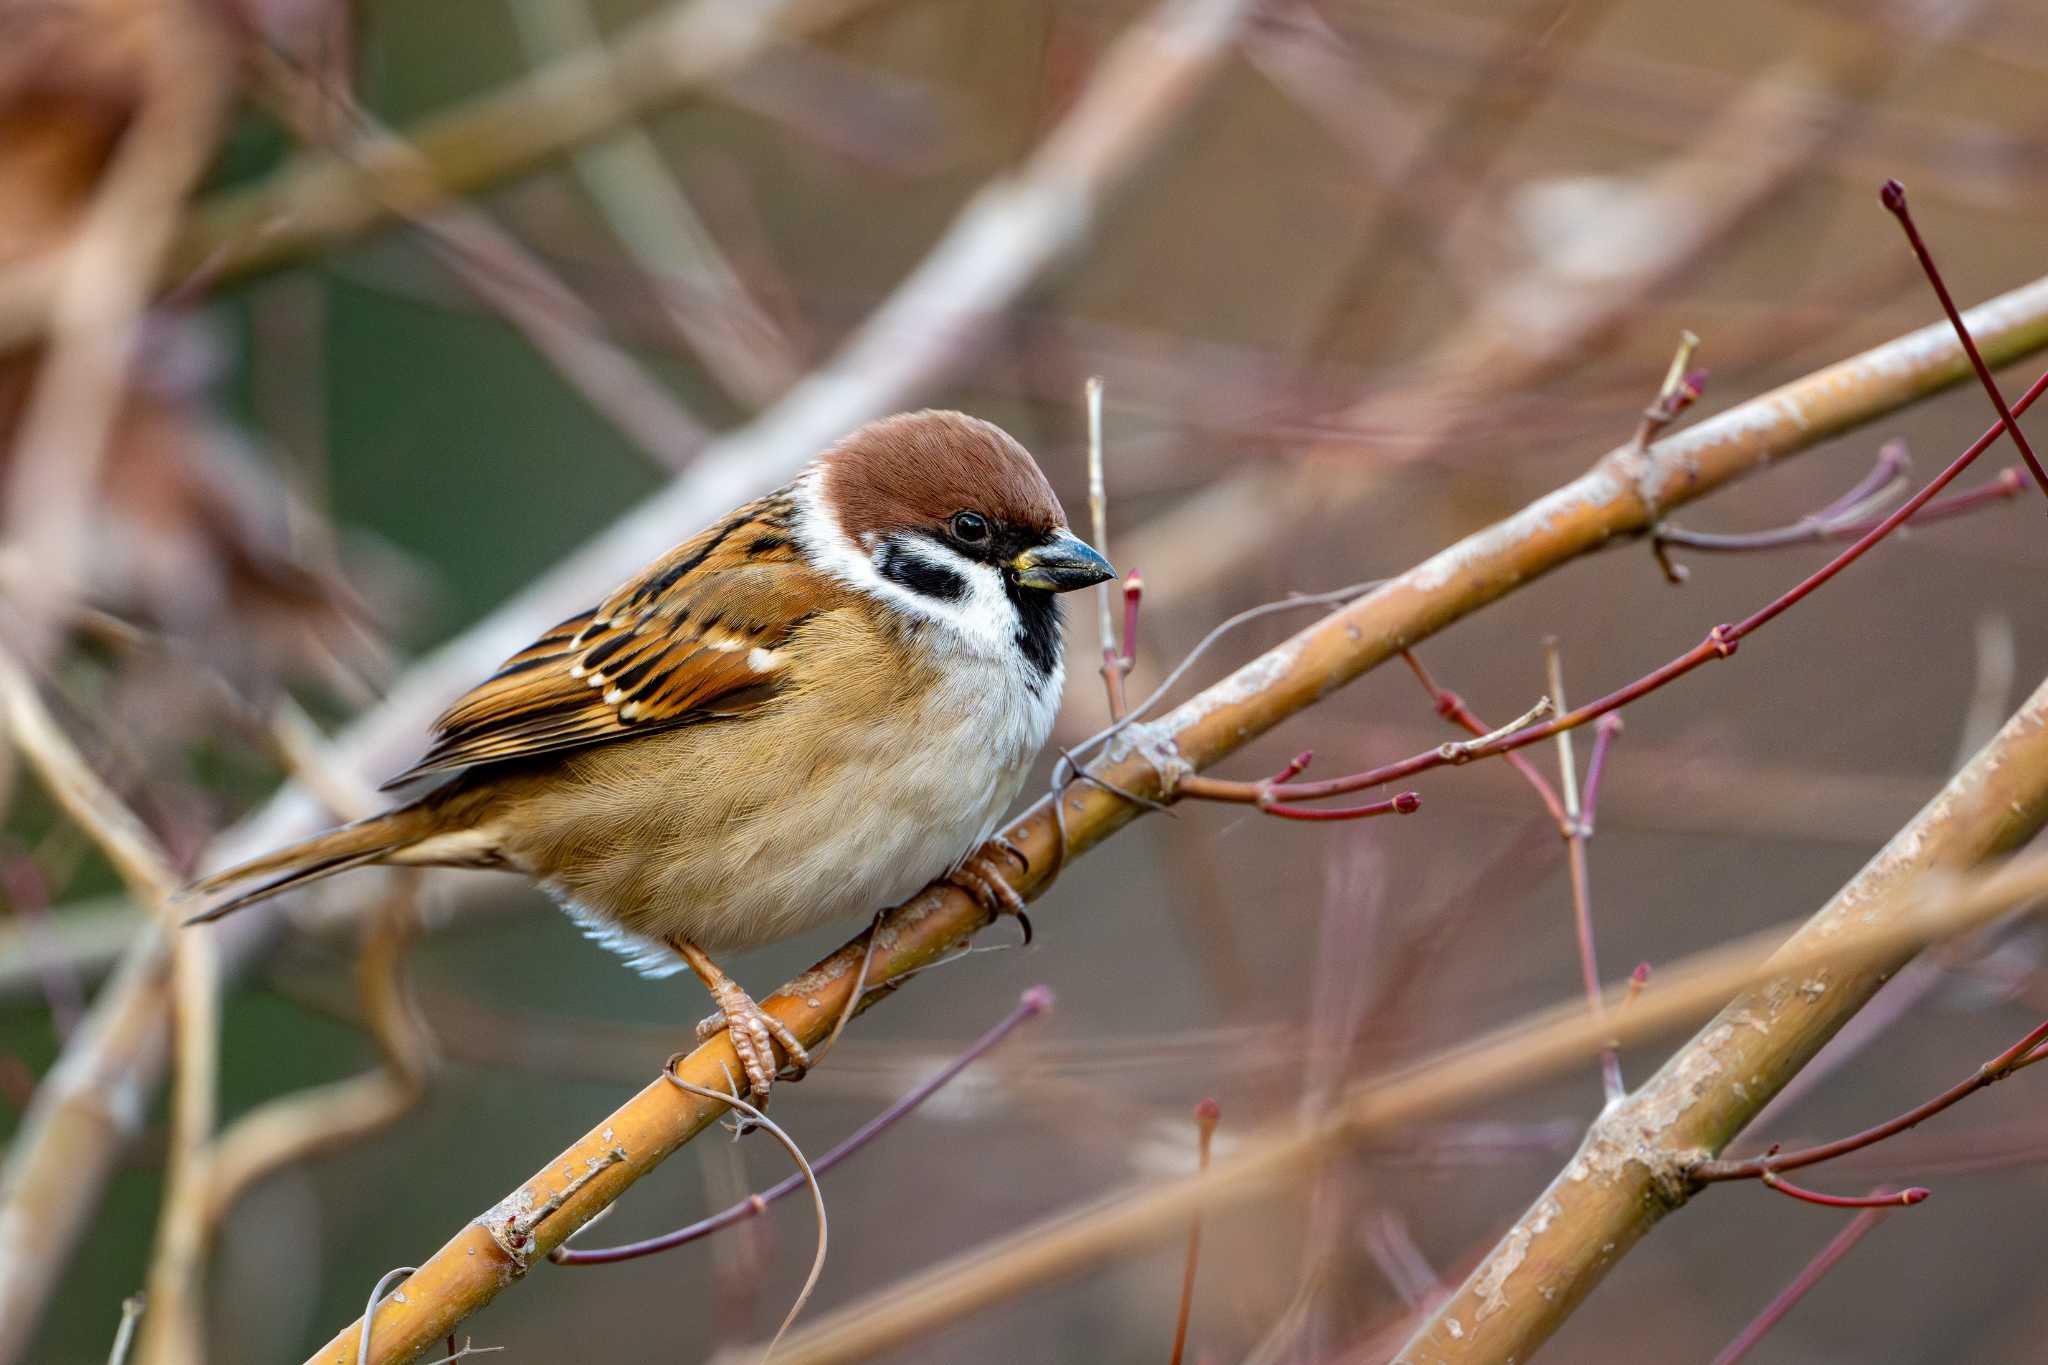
[178, 806, 437, 924]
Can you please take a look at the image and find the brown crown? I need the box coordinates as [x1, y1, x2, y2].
[819, 409, 1067, 544]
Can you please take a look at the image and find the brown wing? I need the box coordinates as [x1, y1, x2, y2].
[382, 489, 838, 788]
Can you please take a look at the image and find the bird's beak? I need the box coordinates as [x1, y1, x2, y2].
[1010, 530, 1115, 592]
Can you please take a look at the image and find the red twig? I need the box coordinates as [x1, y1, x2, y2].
[1694, 1016, 2048, 1188]
[1103, 571, 1143, 719]
[1656, 437, 2024, 553]
[1811, 438, 1913, 521]
[1399, 650, 1568, 829]
[1578, 715, 1622, 836]
[1882, 178, 2048, 502]
[1761, 1168, 1929, 1210]
[1175, 740, 1422, 822]
[551, 987, 1053, 1266]
[1708, 1194, 1909, 1365]
[1256, 790, 1420, 822]
[1168, 1098, 1219, 1365]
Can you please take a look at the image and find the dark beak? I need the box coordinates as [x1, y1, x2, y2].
[1010, 530, 1115, 592]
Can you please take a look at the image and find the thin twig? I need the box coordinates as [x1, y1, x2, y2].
[358, 1266, 417, 1365]
[1086, 376, 1126, 719]
[1655, 436, 2025, 554]
[1546, 641, 1622, 1104]
[665, 1067, 828, 1357]
[1759, 1169, 1929, 1209]
[1167, 1098, 1219, 1365]
[1053, 576, 1388, 796]
[105, 1295, 144, 1365]
[810, 911, 885, 1071]
[1579, 715, 1623, 837]
[1631, 331, 1704, 452]
[1399, 649, 1567, 829]
[1882, 179, 2048, 501]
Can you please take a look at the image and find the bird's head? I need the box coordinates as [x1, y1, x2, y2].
[799, 410, 1114, 675]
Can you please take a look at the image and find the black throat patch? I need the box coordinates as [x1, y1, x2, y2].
[1005, 577, 1063, 685]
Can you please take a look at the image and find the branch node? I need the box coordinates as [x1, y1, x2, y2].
[1436, 695, 1555, 763]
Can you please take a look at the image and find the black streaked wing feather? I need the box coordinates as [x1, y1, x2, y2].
[382, 490, 838, 787]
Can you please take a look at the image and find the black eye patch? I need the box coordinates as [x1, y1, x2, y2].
[877, 540, 968, 603]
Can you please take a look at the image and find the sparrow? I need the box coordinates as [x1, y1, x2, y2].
[180, 409, 1113, 1099]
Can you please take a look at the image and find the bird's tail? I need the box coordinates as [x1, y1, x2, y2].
[178, 804, 442, 925]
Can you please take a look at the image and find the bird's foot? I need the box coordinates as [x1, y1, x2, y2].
[669, 935, 810, 1104]
[694, 982, 811, 1103]
[945, 844, 1034, 945]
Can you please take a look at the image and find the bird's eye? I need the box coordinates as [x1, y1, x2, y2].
[949, 511, 990, 545]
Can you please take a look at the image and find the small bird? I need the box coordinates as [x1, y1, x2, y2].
[181, 410, 1113, 1099]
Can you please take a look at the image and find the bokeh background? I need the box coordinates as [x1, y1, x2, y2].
[3, 0, 2048, 1360]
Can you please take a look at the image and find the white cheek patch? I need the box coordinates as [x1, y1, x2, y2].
[791, 470, 1020, 660]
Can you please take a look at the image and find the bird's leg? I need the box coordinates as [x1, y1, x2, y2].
[945, 841, 1034, 945]
[668, 936, 811, 1103]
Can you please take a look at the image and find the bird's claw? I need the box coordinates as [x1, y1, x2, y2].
[946, 849, 1034, 946]
[696, 983, 811, 1103]
[990, 834, 1030, 876]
